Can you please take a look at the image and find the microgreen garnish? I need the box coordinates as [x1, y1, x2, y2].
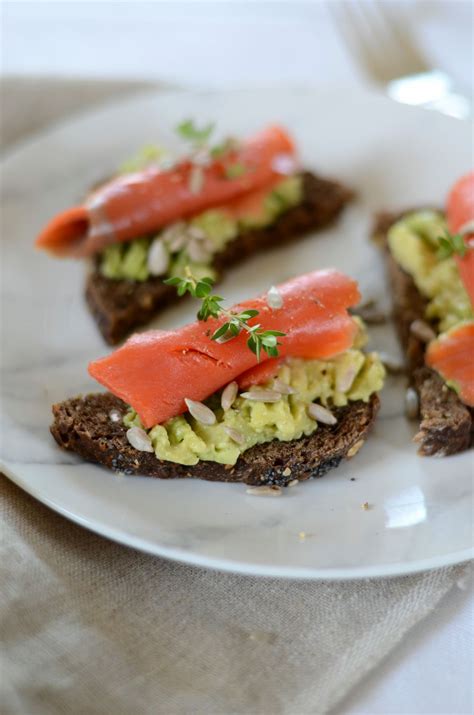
[164, 270, 286, 360]
[176, 119, 215, 147]
[225, 162, 246, 180]
[437, 231, 467, 260]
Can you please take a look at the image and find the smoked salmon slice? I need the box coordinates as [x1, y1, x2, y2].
[35, 125, 296, 258]
[426, 322, 474, 407]
[446, 171, 474, 307]
[88, 270, 360, 427]
[224, 176, 285, 222]
[237, 359, 282, 390]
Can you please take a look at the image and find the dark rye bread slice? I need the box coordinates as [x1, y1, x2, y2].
[50, 393, 379, 486]
[373, 211, 473, 456]
[86, 171, 353, 344]
[412, 368, 473, 457]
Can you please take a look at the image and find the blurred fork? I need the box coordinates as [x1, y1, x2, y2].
[330, 0, 471, 119]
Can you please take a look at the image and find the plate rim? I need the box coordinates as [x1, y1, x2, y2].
[2, 83, 469, 167]
[3, 461, 473, 580]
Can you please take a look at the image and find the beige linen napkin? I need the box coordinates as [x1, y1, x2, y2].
[0, 78, 471, 715]
[1, 476, 469, 715]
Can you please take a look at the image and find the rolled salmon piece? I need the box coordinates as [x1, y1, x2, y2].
[426, 322, 474, 407]
[88, 270, 360, 428]
[236, 358, 282, 390]
[35, 125, 296, 258]
[446, 171, 474, 307]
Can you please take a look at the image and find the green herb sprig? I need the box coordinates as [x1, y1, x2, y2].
[437, 231, 467, 260]
[176, 120, 246, 179]
[176, 119, 215, 147]
[164, 271, 285, 361]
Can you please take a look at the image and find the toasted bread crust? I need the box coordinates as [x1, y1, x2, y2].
[50, 392, 379, 485]
[86, 172, 353, 344]
[373, 210, 473, 456]
[412, 368, 472, 456]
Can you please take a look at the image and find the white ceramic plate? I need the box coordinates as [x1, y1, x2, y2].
[1, 87, 473, 579]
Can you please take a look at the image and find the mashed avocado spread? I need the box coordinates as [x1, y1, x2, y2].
[123, 350, 385, 466]
[99, 175, 303, 282]
[387, 210, 473, 333]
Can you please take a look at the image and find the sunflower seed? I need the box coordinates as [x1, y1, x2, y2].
[109, 409, 122, 423]
[161, 222, 188, 252]
[405, 387, 419, 420]
[240, 390, 282, 403]
[187, 225, 206, 240]
[147, 238, 169, 276]
[308, 403, 337, 425]
[221, 381, 238, 411]
[185, 398, 216, 425]
[266, 285, 283, 309]
[273, 379, 296, 395]
[168, 233, 188, 253]
[246, 485, 282, 497]
[288, 479, 299, 487]
[224, 426, 245, 445]
[410, 319, 436, 343]
[187, 238, 212, 263]
[126, 426, 154, 452]
[336, 365, 358, 393]
[189, 165, 204, 194]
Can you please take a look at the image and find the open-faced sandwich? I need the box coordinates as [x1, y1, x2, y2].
[35, 122, 353, 344]
[50, 270, 385, 487]
[374, 172, 474, 456]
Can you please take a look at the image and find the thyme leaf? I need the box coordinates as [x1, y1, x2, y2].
[164, 271, 286, 360]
